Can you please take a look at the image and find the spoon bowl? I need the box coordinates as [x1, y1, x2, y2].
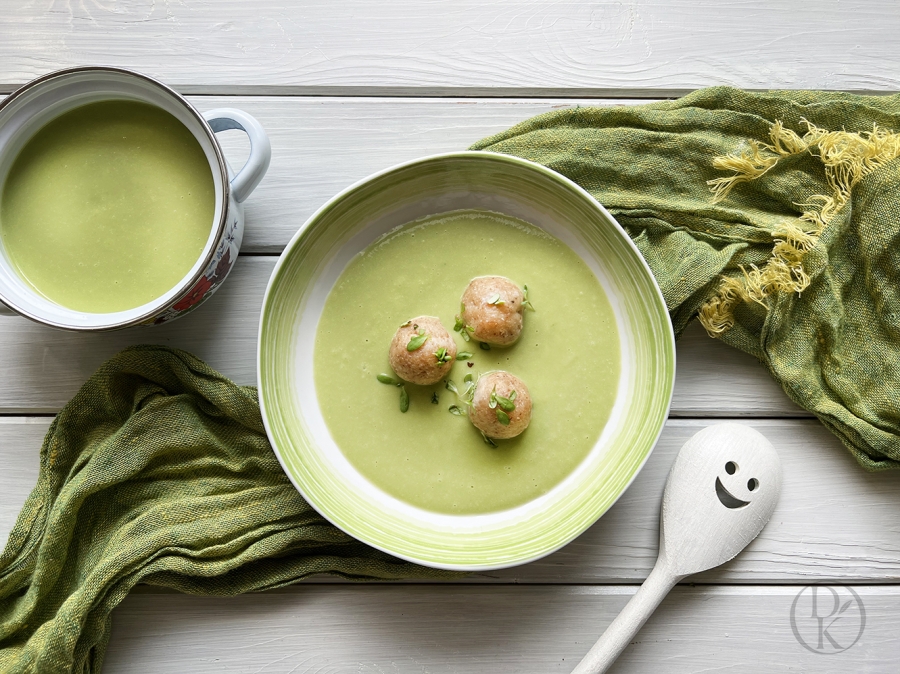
[661, 423, 782, 576]
[572, 423, 782, 673]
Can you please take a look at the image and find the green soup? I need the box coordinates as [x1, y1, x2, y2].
[314, 210, 621, 514]
[0, 100, 215, 313]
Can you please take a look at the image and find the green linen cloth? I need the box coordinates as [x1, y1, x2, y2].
[473, 86, 900, 471]
[0, 345, 457, 674]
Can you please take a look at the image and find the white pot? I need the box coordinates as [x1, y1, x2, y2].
[0, 66, 271, 330]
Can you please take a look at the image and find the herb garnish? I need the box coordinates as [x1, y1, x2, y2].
[481, 431, 498, 447]
[434, 347, 453, 364]
[454, 321, 474, 342]
[376, 373, 409, 412]
[488, 293, 505, 306]
[494, 395, 515, 413]
[523, 285, 536, 311]
[456, 351, 474, 361]
[479, 341, 491, 351]
[445, 376, 476, 411]
[490, 386, 517, 423]
[431, 392, 439, 405]
[407, 329, 428, 351]
[454, 304, 474, 342]
[376, 373, 401, 386]
[399, 386, 409, 413]
[448, 405, 465, 416]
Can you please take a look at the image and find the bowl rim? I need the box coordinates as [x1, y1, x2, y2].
[257, 150, 675, 570]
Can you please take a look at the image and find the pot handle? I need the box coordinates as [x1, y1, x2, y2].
[202, 108, 271, 204]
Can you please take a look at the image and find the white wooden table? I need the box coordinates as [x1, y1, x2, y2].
[2, 2, 900, 672]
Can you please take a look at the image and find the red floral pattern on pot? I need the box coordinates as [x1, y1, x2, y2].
[172, 274, 214, 312]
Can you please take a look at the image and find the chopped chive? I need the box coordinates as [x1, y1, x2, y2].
[407, 329, 428, 351]
[431, 392, 439, 405]
[377, 373, 400, 386]
[479, 341, 491, 351]
[456, 351, 474, 361]
[399, 386, 409, 413]
[496, 409, 511, 425]
[453, 316, 465, 332]
[509, 390, 517, 402]
[448, 405, 465, 416]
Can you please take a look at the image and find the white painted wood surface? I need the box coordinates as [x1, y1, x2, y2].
[2, 1, 900, 95]
[0, 1, 897, 671]
[102, 586, 896, 673]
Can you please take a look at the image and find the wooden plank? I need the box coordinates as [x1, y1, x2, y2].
[0, 257, 801, 416]
[672, 322, 803, 418]
[0, 417, 48, 548]
[190, 96, 643, 254]
[103, 585, 896, 673]
[2, 1, 900, 95]
[4, 418, 899, 584]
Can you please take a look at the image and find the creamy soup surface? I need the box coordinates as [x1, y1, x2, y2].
[314, 209, 621, 514]
[0, 100, 214, 313]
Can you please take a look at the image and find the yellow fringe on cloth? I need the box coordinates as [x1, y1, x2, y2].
[699, 120, 900, 336]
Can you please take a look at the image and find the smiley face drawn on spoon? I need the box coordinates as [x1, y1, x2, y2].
[715, 460, 759, 509]
[659, 424, 782, 577]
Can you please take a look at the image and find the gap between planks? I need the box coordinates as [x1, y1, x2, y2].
[7, 85, 896, 98]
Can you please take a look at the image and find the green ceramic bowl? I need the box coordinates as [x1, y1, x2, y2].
[258, 152, 675, 570]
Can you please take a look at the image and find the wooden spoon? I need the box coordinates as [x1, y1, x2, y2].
[572, 423, 782, 674]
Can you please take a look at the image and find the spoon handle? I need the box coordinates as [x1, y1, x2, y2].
[571, 561, 682, 674]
